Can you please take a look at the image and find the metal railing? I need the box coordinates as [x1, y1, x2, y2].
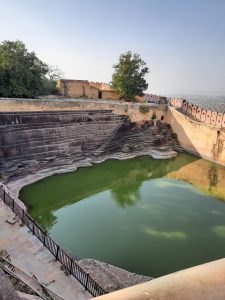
[0, 186, 106, 297]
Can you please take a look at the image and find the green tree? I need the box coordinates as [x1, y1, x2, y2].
[0, 40, 60, 98]
[111, 51, 149, 101]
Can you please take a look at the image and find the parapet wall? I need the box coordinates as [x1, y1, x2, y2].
[166, 107, 225, 166]
[169, 98, 225, 128]
[95, 259, 225, 300]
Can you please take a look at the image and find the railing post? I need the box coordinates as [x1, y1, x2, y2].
[3, 190, 5, 203]
[55, 245, 59, 260]
[22, 209, 25, 223]
[32, 222, 35, 235]
[85, 273, 89, 291]
[43, 232, 46, 246]
[12, 199, 14, 212]
[70, 258, 73, 275]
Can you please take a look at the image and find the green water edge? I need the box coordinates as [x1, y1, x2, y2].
[20, 153, 225, 277]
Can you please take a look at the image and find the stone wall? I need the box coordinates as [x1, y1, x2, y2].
[169, 98, 225, 128]
[0, 106, 177, 180]
[1, 97, 225, 168]
[166, 107, 225, 166]
[56, 79, 99, 98]
[102, 90, 120, 100]
[0, 98, 166, 123]
[95, 259, 225, 300]
[0, 110, 125, 178]
[56, 80, 120, 100]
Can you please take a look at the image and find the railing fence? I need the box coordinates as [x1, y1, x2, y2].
[0, 186, 106, 297]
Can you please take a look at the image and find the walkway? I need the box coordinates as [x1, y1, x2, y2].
[0, 199, 91, 300]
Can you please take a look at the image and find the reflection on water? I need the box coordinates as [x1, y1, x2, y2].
[20, 153, 225, 277]
[208, 166, 218, 189]
[166, 158, 225, 201]
[142, 226, 188, 239]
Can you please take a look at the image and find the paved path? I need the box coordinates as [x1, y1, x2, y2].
[0, 200, 91, 300]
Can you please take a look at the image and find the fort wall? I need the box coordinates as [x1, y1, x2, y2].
[167, 97, 225, 166]
[1, 97, 225, 167]
[166, 107, 225, 166]
[168, 97, 225, 128]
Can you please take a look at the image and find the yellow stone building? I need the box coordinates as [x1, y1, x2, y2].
[56, 79, 120, 100]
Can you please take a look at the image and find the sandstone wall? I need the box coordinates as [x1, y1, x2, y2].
[0, 98, 166, 124]
[56, 80, 99, 98]
[166, 107, 225, 166]
[102, 90, 120, 100]
[169, 98, 225, 128]
[56, 80, 120, 100]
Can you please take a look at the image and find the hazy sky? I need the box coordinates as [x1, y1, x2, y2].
[1, 0, 225, 96]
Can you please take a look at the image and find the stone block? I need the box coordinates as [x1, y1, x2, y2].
[188, 103, 193, 114]
[195, 107, 202, 120]
[191, 106, 197, 117]
[222, 114, 225, 128]
[205, 111, 212, 125]
[216, 113, 223, 127]
[200, 110, 206, 122]
[181, 101, 188, 112]
[210, 112, 217, 126]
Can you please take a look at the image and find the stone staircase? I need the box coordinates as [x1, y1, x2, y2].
[0, 111, 180, 179]
[95, 120, 179, 159]
[0, 110, 125, 178]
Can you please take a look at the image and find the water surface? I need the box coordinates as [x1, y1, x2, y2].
[20, 154, 225, 277]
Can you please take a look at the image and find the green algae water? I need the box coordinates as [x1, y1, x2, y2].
[20, 153, 225, 277]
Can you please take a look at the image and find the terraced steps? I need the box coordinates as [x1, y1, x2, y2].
[0, 111, 179, 179]
[0, 110, 126, 178]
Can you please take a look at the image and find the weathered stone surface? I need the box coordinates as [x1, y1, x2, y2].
[78, 259, 152, 293]
[0, 268, 22, 300]
[0, 110, 178, 182]
[0, 110, 126, 178]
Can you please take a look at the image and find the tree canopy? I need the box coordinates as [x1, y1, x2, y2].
[111, 51, 149, 101]
[0, 40, 60, 98]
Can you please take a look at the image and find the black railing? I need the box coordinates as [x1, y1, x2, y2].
[0, 186, 106, 297]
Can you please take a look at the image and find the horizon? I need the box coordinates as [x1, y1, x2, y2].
[1, 0, 225, 96]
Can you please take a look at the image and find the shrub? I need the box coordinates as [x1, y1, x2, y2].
[171, 132, 178, 139]
[151, 113, 156, 120]
[139, 105, 150, 114]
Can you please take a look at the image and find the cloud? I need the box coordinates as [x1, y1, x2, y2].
[142, 226, 188, 240]
[212, 226, 225, 238]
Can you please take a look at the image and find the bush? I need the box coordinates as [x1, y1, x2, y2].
[171, 132, 178, 139]
[151, 113, 156, 120]
[139, 105, 150, 114]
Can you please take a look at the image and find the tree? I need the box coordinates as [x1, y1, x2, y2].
[0, 40, 61, 98]
[111, 51, 149, 101]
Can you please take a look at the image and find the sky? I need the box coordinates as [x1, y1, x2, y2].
[0, 0, 225, 96]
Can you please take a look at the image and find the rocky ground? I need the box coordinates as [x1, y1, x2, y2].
[78, 259, 152, 293]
